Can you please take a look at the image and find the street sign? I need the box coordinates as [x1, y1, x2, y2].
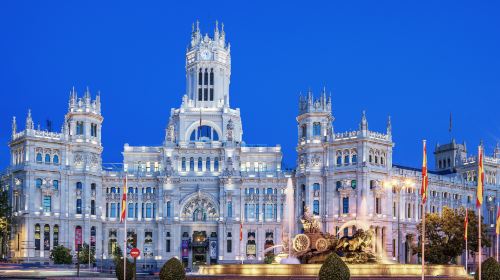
[130, 247, 140, 258]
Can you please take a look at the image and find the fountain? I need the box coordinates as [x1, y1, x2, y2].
[196, 178, 468, 279]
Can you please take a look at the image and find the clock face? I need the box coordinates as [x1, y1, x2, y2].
[201, 50, 210, 60]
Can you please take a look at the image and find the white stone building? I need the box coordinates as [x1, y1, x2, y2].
[2, 22, 499, 269]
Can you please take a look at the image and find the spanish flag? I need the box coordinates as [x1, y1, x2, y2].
[464, 208, 468, 240]
[421, 140, 428, 204]
[240, 222, 243, 241]
[496, 204, 500, 235]
[476, 145, 484, 208]
[120, 176, 127, 223]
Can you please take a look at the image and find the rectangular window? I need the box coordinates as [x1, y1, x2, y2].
[166, 239, 171, 252]
[227, 239, 232, 253]
[128, 203, 134, 218]
[393, 202, 397, 217]
[313, 200, 320, 215]
[198, 88, 202, 101]
[154, 162, 159, 172]
[76, 121, 84, 135]
[392, 239, 396, 257]
[375, 197, 381, 214]
[227, 202, 232, 218]
[265, 204, 273, 220]
[313, 122, 321, 136]
[91, 200, 96, 215]
[106, 203, 109, 217]
[209, 88, 214, 101]
[91, 123, 97, 137]
[43, 196, 51, 212]
[204, 88, 208, 101]
[76, 199, 82, 214]
[342, 197, 349, 214]
[146, 161, 151, 172]
[110, 203, 116, 218]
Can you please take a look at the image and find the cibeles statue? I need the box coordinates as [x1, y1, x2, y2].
[226, 119, 234, 142]
[300, 206, 321, 234]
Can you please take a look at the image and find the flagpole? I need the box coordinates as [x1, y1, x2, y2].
[420, 140, 428, 280]
[422, 203, 425, 280]
[478, 206, 481, 279]
[124, 174, 128, 280]
[465, 208, 468, 273]
[496, 202, 499, 262]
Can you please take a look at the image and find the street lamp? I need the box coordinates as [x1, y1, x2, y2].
[384, 177, 414, 264]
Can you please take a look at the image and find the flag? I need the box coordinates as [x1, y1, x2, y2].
[240, 222, 243, 241]
[120, 176, 127, 223]
[477, 145, 484, 208]
[421, 140, 428, 204]
[464, 208, 468, 241]
[496, 205, 500, 235]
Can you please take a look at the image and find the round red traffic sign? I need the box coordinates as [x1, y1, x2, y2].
[130, 248, 140, 258]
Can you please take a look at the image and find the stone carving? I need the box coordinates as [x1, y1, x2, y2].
[74, 153, 83, 165]
[226, 119, 234, 141]
[167, 124, 175, 142]
[90, 153, 99, 168]
[335, 228, 377, 263]
[311, 154, 321, 166]
[181, 192, 218, 221]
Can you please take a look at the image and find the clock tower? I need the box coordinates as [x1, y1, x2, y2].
[186, 20, 231, 108]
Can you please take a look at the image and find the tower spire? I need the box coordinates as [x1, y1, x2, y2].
[12, 116, 17, 137]
[387, 115, 392, 136]
[360, 110, 368, 131]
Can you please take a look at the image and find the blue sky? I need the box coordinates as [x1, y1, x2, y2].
[1, 1, 499, 170]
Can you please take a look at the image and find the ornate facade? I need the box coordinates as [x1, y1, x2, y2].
[2, 23, 499, 269]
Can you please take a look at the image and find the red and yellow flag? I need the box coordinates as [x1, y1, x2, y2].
[239, 222, 243, 241]
[464, 208, 468, 240]
[496, 204, 500, 235]
[476, 145, 484, 208]
[120, 176, 127, 223]
[421, 140, 428, 204]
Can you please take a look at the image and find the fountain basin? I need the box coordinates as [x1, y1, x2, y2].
[198, 263, 468, 278]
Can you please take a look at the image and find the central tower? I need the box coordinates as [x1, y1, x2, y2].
[186, 20, 231, 108]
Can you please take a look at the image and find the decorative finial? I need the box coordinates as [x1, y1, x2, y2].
[12, 116, 17, 136]
[215, 20, 219, 33]
[360, 110, 368, 131]
[192, 22, 195, 33]
[196, 19, 200, 32]
[26, 109, 34, 130]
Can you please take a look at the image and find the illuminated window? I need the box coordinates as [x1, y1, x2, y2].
[313, 122, 321, 136]
[181, 157, 186, 171]
[43, 196, 51, 212]
[36, 178, 43, 188]
[313, 200, 319, 215]
[36, 153, 42, 163]
[76, 121, 84, 135]
[45, 154, 50, 163]
[342, 197, 349, 214]
[53, 154, 59, 164]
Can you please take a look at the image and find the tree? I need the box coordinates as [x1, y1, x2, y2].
[0, 188, 11, 259]
[113, 245, 123, 264]
[160, 257, 186, 280]
[50, 245, 73, 264]
[475, 257, 500, 280]
[77, 243, 96, 264]
[318, 253, 350, 280]
[115, 259, 135, 280]
[412, 207, 491, 264]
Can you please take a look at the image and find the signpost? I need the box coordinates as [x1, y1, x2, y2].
[130, 248, 140, 280]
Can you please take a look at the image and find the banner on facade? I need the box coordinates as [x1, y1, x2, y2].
[209, 240, 217, 259]
[182, 240, 189, 258]
[75, 227, 82, 248]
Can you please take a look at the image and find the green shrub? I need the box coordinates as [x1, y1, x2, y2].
[160, 257, 186, 280]
[264, 253, 275, 264]
[115, 259, 135, 280]
[49, 245, 72, 264]
[475, 257, 500, 280]
[319, 253, 350, 280]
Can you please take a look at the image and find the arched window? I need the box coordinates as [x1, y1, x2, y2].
[301, 124, 307, 138]
[375, 156, 378, 164]
[438, 160, 442, 169]
[313, 183, 320, 192]
[45, 154, 51, 163]
[313, 200, 320, 215]
[53, 180, 59, 190]
[53, 225, 59, 247]
[336, 181, 342, 191]
[206, 157, 211, 171]
[44, 224, 50, 250]
[111, 187, 116, 193]
[190, 125, 219, 142]
[34, 224, 41, 250]
[189, 157, 194, 171]
[266, 188, 273, 195]
[336, 156, 342, 166]
[198, 69, 202, 85]
[35, 178, 43, 188]
[198, 157, 203, 171]
[128, 187, 133, 193]
[181, 157, 186, 171]
[76, 182, 82, 190]
[381, 157, 385, 165]
[352, 154, 358, 164]
[193, 208, 206, 221]
[369, 155, 373, 163]
[210, 68, 214, 85]
[313, 122, 321, 136]
[36, 153, 43, 163]
[146, 187, 152, 194]
[351, 180, 357, 189]
[204, 68, 209, 85]
[370, 180, 376, 189]
[53, 154, 59, 164]
[214, 157, 219, 171]
[91, 200, 95, 215]
[344, 155, 350, 165]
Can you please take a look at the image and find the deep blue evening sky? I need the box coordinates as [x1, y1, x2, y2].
[1, 1, 499, 170]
